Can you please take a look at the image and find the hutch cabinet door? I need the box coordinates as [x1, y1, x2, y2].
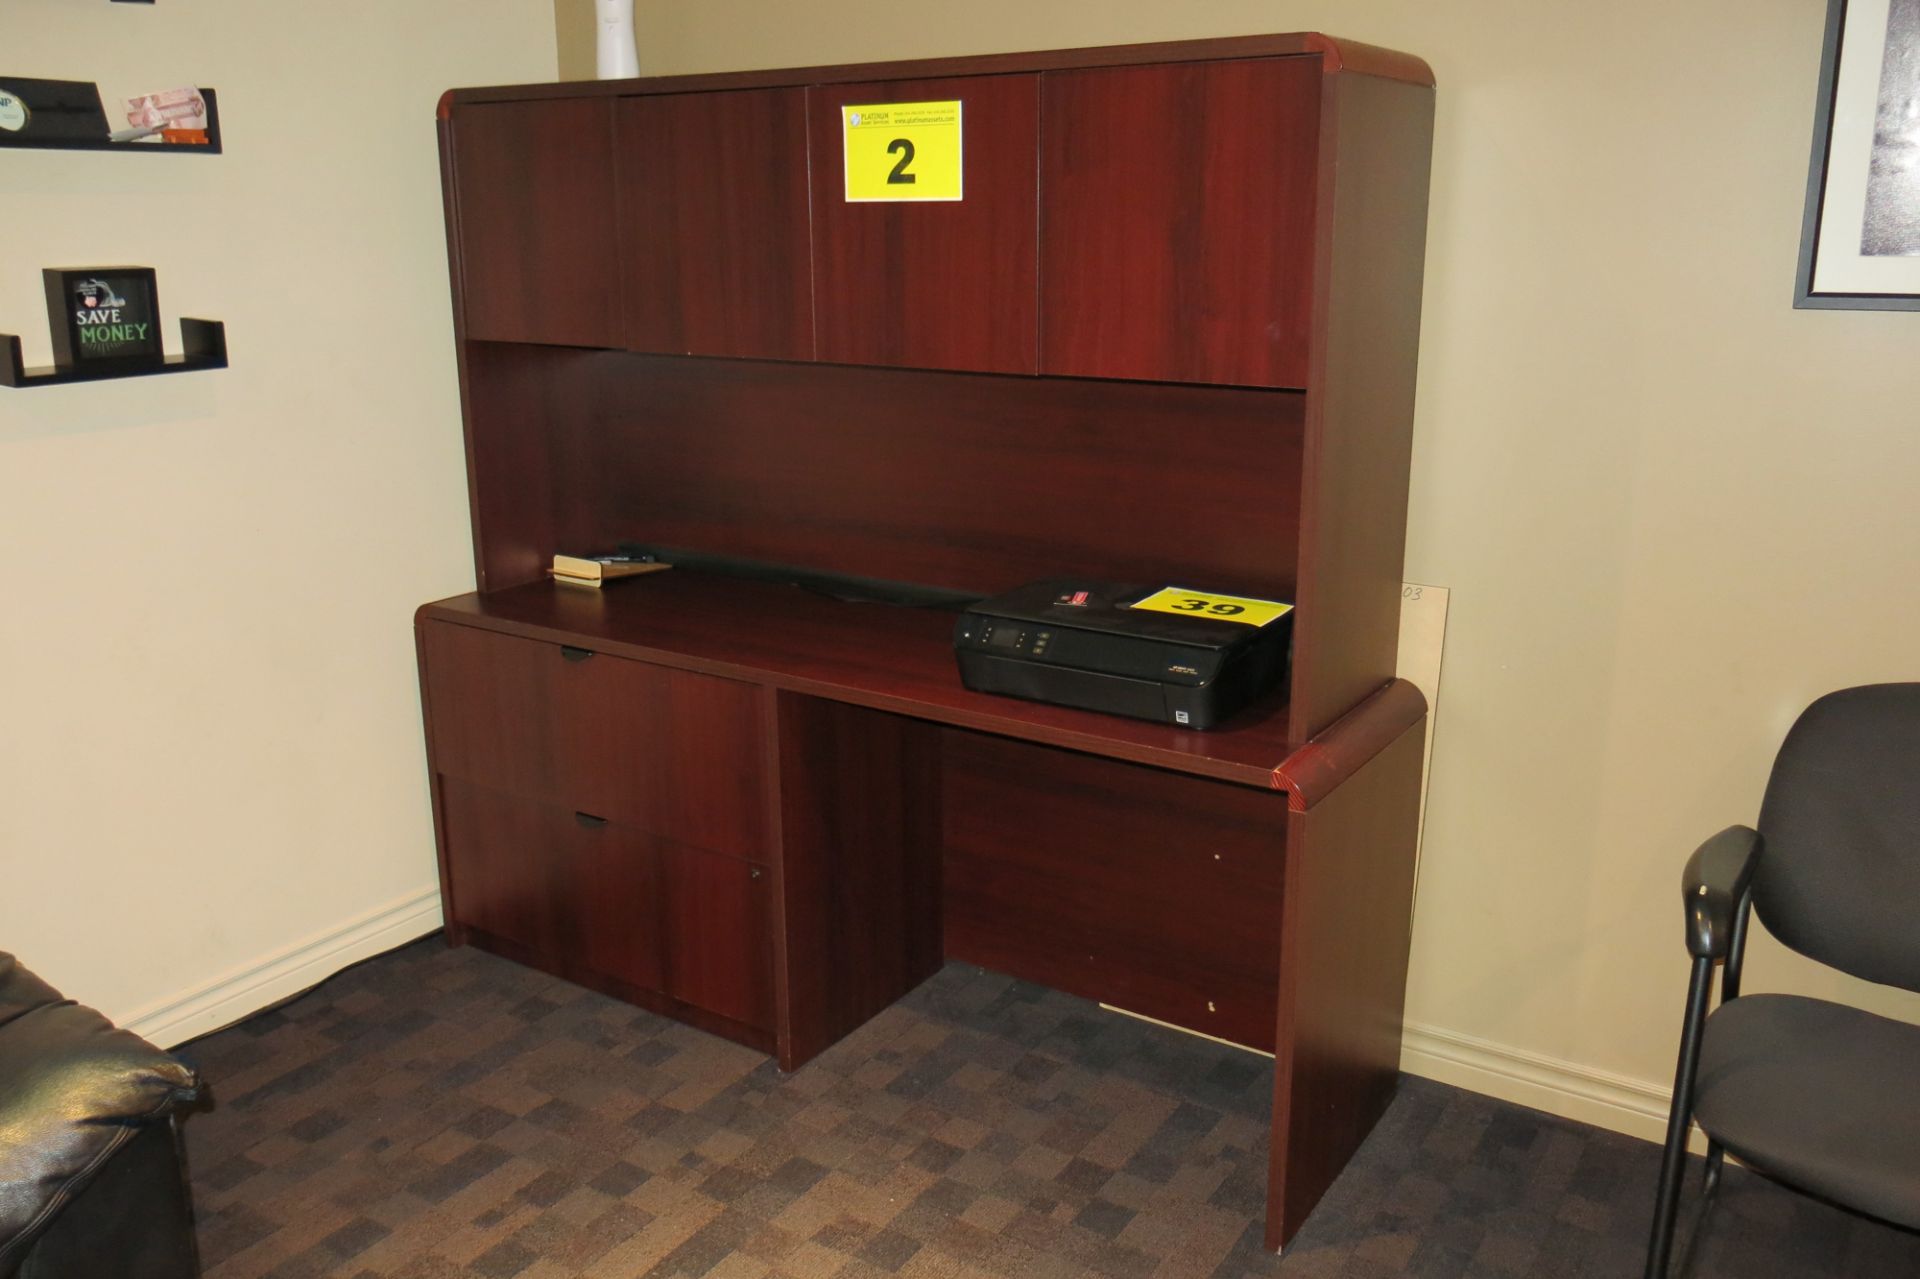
[807, 74, 1039, 375]
[445, 98, 622, 348]
[658, 843, 775, 1031]
[1039, 57, 1322, 388]
[616, 88, 814, 361]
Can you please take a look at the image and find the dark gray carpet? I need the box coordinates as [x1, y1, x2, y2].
[172, 939, 1920, 1277]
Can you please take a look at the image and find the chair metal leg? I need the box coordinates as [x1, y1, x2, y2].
[1696, 889, 1744, 1203]
[1646, 956, 1715, 1279]
[1702, 1140, 1725, 1196]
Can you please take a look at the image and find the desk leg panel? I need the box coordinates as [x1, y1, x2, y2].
[770, 693, 945, 1071]
[416, 618, 464, 948]
[1266, 718, 1425, 1251]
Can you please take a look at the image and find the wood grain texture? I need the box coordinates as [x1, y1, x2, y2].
[1266, 720, 1425, 1249]
[422, 623, 780, 1036]
[436, 118, 497, 601]
[808, 75, 1038, 373]
[460, 342, 604, 592]
[941, 729, 1288, 1050]
[658, 842, 775, 1031]
[461, 925, 777, 1056]
[439, 33, 1431, 108]
[772, 694, 944, 1070]
[445, 98, 620, 347]
[616, 89, 814, 361]
[420, 579, 1295, 790]
[415, 613, 466, 947]
[426, 33, 1437, 1257]
[1270, 678, 1427, 811]
[1301, 34, 1436, 86]
[1040, 57, 1322, 387]
[1287, 72, 1436, 742]
[420, 618, 768, 860]
[456, 347, 1303, 601]
[435, 778, 666, 995]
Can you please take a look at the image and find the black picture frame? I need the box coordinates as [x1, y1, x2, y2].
[1796, 0, 1920, 310]
[42, 267, 165, 370]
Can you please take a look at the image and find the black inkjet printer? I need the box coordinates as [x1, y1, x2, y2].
[953, 581, 1294, 730]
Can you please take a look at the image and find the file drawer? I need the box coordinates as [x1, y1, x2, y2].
[421, 619, 768, 860]
[437, 777, 666, 996]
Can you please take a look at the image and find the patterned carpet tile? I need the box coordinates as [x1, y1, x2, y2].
[173, 940, 1920, 1278]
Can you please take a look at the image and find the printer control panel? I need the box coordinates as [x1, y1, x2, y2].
[959, 621, 1054, 659]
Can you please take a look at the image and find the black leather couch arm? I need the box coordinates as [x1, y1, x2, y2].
[0, 953, 200, 1274]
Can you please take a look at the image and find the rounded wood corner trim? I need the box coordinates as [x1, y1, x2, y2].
[1269, 678, 1427, 811]
[437, 89, 457, 121]
[1269, 758, 1311, 813]
[1302, 34, 1436, 87]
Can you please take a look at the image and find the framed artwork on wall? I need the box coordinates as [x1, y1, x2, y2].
[42, 267, 164, 371]
[1796, 0, 1920, 310]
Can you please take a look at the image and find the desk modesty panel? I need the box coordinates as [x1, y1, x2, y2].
[425, 32, 1436, 1252]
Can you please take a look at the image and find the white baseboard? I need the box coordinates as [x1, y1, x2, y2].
[1401, 1019, 1709, 1152]
[117, 893, 1706, 1157]
[124, 886, 444, 1049]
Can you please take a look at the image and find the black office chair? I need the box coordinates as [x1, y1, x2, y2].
[1645, 683, 1920, 1277]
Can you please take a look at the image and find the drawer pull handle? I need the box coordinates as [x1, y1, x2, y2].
[749, 867, 763, 881]
[574, 811, 609, 829]
[560, 645, 596, 663]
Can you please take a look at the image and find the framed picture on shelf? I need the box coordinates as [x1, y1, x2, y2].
[1796, 0, 1920, 310]
[42, 267, 164, 371]
[0, 79, 110, 146]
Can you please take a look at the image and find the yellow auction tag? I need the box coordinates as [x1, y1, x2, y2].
[1130, 588, 1294, 628]
[842, 100, 963, 202]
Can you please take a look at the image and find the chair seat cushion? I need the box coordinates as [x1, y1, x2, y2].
[0, 954, 200, 1270]
[1695, 992, 1920, 1229]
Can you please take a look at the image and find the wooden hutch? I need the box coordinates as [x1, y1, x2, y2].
[416, 33, 1435, 1250]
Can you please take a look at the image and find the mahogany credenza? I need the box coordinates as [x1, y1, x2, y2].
[416, 32, 1435, 1250]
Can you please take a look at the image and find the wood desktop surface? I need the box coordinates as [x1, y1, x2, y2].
[419, 571, 1302, 791]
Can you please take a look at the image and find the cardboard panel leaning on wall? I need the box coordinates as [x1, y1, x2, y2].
[0, 0, 558, 1043]
[554, 0, 599, 80]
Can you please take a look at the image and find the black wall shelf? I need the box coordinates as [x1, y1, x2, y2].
[0, 88, 222, 155]
[1, 318, 227, 388]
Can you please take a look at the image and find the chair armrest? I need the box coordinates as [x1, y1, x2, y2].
[1682, 825, 1762, 959]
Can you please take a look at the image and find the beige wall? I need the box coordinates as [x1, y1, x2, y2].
[561, 1, 1920, 1137]
[0, 0, 555, 1041]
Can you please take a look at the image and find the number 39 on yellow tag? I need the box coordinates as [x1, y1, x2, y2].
[842, 101, 963, 202]
[1130, 588, 1294, 628]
